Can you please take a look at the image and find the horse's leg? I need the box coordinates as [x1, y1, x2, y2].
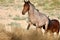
[27, 22, 31, 30]
[36, 23, 39, 30]
[36, 23, 40, 32]
[45, 21, 49, 30]
[41, 27, 45, 36]
[56, 29, 59, 36]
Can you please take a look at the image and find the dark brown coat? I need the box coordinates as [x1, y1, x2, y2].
[43, 19, 60, 34]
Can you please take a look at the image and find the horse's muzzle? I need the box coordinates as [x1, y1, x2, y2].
[22, 12, 25, 15]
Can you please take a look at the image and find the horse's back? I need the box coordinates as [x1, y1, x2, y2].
[34, 10, 49, 22]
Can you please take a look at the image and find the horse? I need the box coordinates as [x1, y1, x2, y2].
[22, 0, 49, 31]
[43, 19, 60, 35]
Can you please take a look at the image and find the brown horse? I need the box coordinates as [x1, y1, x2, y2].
[43, 19, 60, 35]
[22, 0, 49, 30]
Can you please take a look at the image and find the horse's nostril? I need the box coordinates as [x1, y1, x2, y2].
[22, 12, 25, 15]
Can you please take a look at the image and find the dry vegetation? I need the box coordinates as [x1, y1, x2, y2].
[0, 26, 60, 40]
[0, 0, 60, 40]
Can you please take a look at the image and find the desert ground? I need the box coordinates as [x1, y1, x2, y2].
[0, 0, 60, 40]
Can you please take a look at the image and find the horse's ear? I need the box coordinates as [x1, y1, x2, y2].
[24, 0, 30, 3]
[24, 0, 26, 3]
[28, 1, 30, 3]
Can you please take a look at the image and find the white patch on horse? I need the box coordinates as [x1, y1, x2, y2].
[41, 28, 45, 35]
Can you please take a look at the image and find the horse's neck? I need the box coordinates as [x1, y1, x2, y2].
[28, 4, 39, 16]
[28, 4, 34, 16]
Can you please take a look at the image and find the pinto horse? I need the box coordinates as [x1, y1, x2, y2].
[22, 0, 49, 30]
[43, 19, 60, 35]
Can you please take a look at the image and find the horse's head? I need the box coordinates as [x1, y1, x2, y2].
[22, 0, 30, 15]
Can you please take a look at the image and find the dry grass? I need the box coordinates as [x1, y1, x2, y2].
[0, 26, 60, 40]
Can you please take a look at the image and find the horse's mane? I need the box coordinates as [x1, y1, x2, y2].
[29, 2, 39, 11]
[29, 2, 35, 7]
